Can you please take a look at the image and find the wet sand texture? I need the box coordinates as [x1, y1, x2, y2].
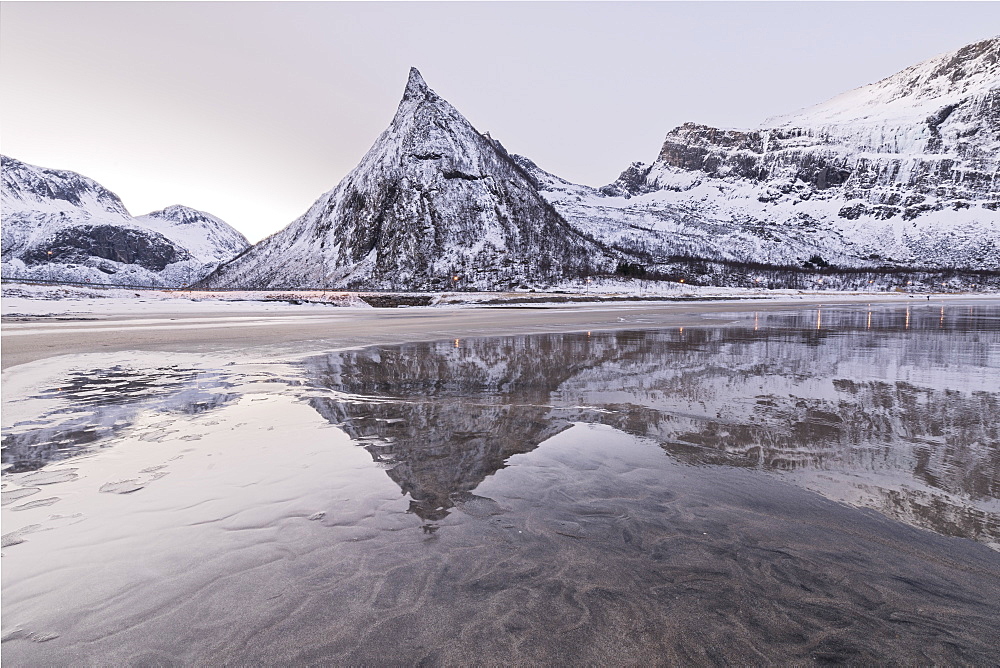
[2, 303, 998, 665]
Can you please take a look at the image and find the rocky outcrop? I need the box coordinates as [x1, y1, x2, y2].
[198, 69, 615, 291]
[598, 161, 654, 198]
[1, 155, 130, 219]
[648, 37, 1000, 202]
[20, 224, 189, 271]
[652, 123, 853, 189]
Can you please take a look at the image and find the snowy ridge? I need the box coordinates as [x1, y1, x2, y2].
[136, 205, 250, 263]
[766, 36, 999, 156]
[5, 39, 997, 293]
[523, 153, 998, 272]
[1, 155, 131, 221]
[2, 156, 249, 286]
[533, 37, 999, 277]
[200, 68, 614, 291]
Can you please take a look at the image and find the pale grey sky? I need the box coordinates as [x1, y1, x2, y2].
[2, 2, 997, 242]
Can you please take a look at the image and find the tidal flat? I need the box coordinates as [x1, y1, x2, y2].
[2, 301, 999, 665]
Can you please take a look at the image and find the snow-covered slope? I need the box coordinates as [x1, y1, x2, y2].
[765, 36, 998, 156]
[532, 37, 1000, 274]
[134, 205, 250, 264]
[200, 69, 614, 291]
[1, 156, 249, 286]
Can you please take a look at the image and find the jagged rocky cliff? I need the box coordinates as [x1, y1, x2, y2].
[524, 37, 1000, 277]
[1, 155, 249, 286]
[199, 69, 614, 291]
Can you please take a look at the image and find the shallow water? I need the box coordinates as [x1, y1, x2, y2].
[2, 302, 999, 664]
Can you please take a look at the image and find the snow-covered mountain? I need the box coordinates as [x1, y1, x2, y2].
[1, 155, 249, 286]
[524, 37, 1000, 277]
[199, 68, 615, 291]
[9, 39, 994, 293]
[134, 205, 249, 264]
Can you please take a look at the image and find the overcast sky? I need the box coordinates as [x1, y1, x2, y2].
[2, 2, 996, 242]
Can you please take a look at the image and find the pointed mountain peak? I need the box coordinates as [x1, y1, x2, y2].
[403, 67, 433, 101]
[199, 65, 611, 291]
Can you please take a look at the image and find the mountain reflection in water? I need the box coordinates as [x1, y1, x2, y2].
[304, 304, 999, 544]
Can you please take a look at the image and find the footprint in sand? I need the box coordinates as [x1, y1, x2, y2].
[42, 514, 84, 529]
[100, 469, 170, 494]
[453, 493, 507, 519]
[100, 480, 146, 494]
[1, 629, 59, 643]
[139, 430, 179, 443]
[1, 524, 42, 548]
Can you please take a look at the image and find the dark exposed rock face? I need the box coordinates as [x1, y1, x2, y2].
[656, 124, 854, 190]
[648, 110, 997, 204]
[199, 68, 615, 291]
[656, 123, 772, 181]
[598, 162, 654, 198]
[21, 225, 189, 271]
[644, 38, 1000, 209]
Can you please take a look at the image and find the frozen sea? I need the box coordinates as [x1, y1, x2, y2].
[2, 300, 999, 664]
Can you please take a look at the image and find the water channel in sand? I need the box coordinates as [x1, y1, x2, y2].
[2, 302, 999, 664]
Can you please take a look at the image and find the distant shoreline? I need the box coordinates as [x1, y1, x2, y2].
[4, 290, 998, 371]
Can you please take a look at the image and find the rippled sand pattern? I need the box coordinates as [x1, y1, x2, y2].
[2, 303, 999, 665]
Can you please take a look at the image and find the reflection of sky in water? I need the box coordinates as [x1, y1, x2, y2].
[304, 304, 1000, 544]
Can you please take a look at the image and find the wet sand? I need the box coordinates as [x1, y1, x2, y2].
[3, 400, 999, 665]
